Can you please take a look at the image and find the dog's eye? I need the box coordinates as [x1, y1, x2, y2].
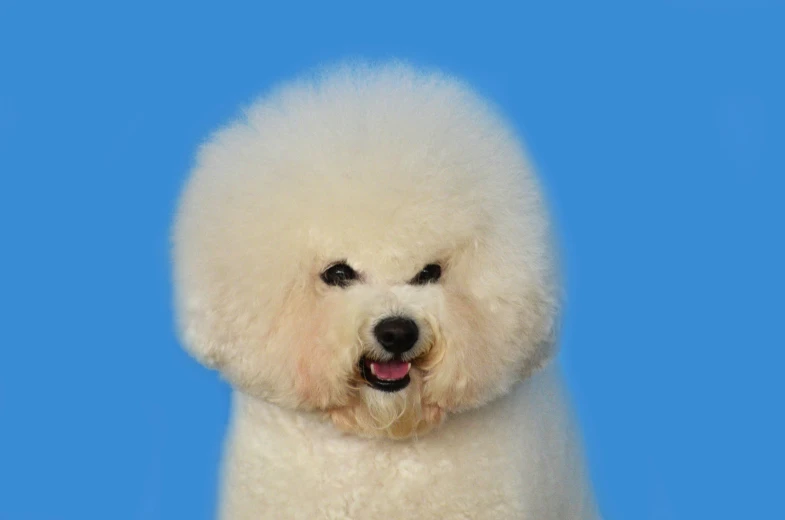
[410, 264, 441, 285]
[321, 262, 358, 287]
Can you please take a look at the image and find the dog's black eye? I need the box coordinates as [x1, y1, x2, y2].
[410, 264, 441, 285]
[321, 262, 358, 287]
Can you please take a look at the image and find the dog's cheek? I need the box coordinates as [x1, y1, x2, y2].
[291, 311, 333, 408]
[294, 348, 330, 409]
[423, 290, 484, 409]
[425, 289, 528, 411]
[291, 302, 358, 410]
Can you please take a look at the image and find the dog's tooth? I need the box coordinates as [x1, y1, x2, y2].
[369, 363, 377, 376]
[406, 362, 411, 371]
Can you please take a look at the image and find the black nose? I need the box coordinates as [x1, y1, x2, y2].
[373, 317, 419, 354]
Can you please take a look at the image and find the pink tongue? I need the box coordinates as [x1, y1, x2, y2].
[370, 360, 410, 380]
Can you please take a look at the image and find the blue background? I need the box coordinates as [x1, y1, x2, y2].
[1, 1, 783, 519]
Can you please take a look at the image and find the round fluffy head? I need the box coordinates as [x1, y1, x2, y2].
[172, 62, 559, 439]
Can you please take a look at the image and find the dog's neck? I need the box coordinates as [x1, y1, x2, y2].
[232, 392, 349, 443]
[216, 364, 598, 519]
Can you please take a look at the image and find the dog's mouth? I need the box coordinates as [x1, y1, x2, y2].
[358, 356, 411, 392]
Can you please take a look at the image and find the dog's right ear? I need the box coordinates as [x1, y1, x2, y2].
[170, 189, 237, 372]
[172, 295, 226, 370]
[522, 296, 561, 378]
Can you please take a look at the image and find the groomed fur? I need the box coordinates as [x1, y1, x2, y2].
[173, 62, 559, 440]
[172, 61, 599, 519]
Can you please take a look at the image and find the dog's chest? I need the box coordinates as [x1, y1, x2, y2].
[223, 426, 524, 519]
[219, 370, 596, 520]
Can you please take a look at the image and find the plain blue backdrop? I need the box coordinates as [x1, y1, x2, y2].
[1, 1, 783, 519]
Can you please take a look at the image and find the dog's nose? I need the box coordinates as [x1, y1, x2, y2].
[374, 317, 419, 355]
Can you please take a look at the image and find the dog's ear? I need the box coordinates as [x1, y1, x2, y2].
[171, 205, 248, 372]
[171, 289, 232, 370]
[523, 298, 561, 377]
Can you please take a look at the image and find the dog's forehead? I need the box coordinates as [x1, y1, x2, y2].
[287, 172, 481, 257]
[306, 218, 458, 277]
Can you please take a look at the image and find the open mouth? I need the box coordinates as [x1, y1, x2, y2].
[359, 356, 411, 392]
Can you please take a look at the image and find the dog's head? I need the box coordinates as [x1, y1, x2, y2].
[172, 63, 559, 439]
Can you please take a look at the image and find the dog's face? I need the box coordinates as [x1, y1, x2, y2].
[173, 64, 559, 439]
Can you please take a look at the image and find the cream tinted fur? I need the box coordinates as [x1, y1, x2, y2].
[173, 63, 598, 518]
[222, 366, 595, 519]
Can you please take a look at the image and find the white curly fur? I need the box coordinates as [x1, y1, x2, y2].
[172, 62, 598, 519]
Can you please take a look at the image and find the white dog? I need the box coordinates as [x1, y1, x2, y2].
[172, 62, 598, 519]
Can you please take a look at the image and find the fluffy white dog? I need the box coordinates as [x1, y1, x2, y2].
[172, 62, 598, 519]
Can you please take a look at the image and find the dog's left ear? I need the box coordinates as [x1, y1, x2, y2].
[170, 285, 231, 371]
[519, 285, 561, 378]
[525, 306, 561, 377]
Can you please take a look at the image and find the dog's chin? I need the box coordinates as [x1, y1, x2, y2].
[328, 367, 445, 440]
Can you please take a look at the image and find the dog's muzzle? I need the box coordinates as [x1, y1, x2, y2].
[358, 316, 421, 392]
